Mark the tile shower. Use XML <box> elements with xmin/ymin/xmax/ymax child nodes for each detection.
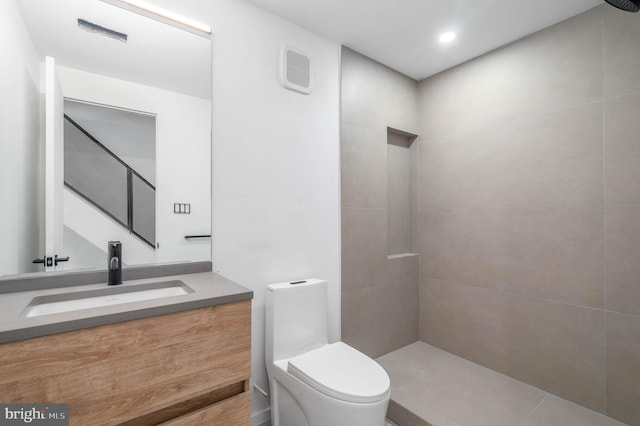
<box><xmin>341</xmin><ymin>5</ymin><xmax>640</xmax><ymax>425</ymax></box>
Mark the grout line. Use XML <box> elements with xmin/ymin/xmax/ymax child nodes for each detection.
<box><xmin>602</xmin><ymin>18</ymin><xmax>608</xmax><ymax>416</ymax></box>
<box><xmin>421</xmin><ymin>201</ymin><xmax>640</xmax><ymax>209</ymax></box>
<box><xmin>605</xmin><ymin>310</ymin><xmax>640</xmax><ymax>319</ymax></box>
<box><xmin>341</xmin><ymin>206</ymin><xmax>387</xmax><ymax>210</ymax></box>
<box><xmin>437</xmin><ymin>354</ymin><xmax>457</xmax><ymax>371</ymax></box>
<box><xmin>422</xmin><ymin>274</ymin><xmax>640</xmax><ymax>319</ymax></box>
<box><xmin>416</xmin><ymin>137</ymin><xmax>422</xmax><ymax>339</ymax></box>
<box><xmin>419</xmin><ymin>203</ymin><xmax>605</xmax><ymax>211</ymax></box>
<box><xmin>518</xmin><ymin>393</ymin><xmax>548</xmax><ymax>426</ymax></box>
<box><xmin>602</xmin><ymin>87</ymin><xmax>640</xmax><ymax>102</ymax></box>
<box><xmin>430</xmin><ymin>351</ymin><xmax>457</xmax><ymax>372</ymax></box>
<box><xmin>602</xmin><ymin>201</ymin><xmax>640</xmax><ymax>206</ymax></box>
<box><xmin>423</xmin><ymin>275</ymin><xmax>606</xmax><ymax>312</ymax></box>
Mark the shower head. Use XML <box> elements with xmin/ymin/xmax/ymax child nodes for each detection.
<box><xmin>605</xmin><ymin>0</ymin><xmax>640</xmax><ymax>12</ymax></box>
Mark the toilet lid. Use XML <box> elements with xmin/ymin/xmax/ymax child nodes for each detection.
<box><xmin>287</xmin><ymin>342</ymin><xmax>390</xmax><ymax>403</ymax></box>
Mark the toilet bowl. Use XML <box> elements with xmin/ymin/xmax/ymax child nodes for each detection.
<box><xmin>265</xmin><ymin>279</ymin><xmax>390</xmax><ymax>426</ymax></box>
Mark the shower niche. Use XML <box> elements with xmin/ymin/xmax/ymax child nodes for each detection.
<box><xmin>387</xmin><ymin>127</ymin><xmax>418</xmax><ymax>258</ymax></box>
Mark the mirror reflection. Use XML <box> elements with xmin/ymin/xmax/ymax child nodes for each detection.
<box><xmin>64</xmin><ymin>100</ymin><xmax>157</xmax><ymax>247</ymax></box>
<box><xmin>0</xmin><ymin>0</ymin><xmax>212</xmax><ymax>278</ymax></box>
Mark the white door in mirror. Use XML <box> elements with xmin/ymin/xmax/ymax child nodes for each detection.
<box><xmin>44</xmin><ymin>56</ymin><xmax>65</xmax><ymax>272</ymax></box>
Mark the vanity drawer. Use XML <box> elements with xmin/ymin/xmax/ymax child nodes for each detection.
<box><xmin>162</xmin><ymin>391</ymin><xmax>250</xmax><ymax>426</ymax></box>
<box><xmin>0</xmin><ymin>300</ymin><xmax>251</xmax><ymax>425</ymax></box>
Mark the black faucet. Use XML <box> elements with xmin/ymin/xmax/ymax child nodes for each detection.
<box><xmin>108</xmin><ymin>241</ymin><xmax>122</xmax><ymax>285</ymax></box>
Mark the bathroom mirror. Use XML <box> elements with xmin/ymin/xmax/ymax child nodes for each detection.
<box><xmin>0</xmin><ymin>0</ymin><xmax>212</xmax><ymax>278</ymax></box>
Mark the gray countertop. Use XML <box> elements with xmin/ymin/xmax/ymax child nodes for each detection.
<box><xmin>0</xmin><ymin>271</ymin><xmax>253</xmax><ymax>344</ymax></box>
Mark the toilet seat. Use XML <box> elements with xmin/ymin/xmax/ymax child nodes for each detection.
<box><xmin>286</xmin><ymin>342</ymin><xmax>390</xmax><ymax>404</ymax></box>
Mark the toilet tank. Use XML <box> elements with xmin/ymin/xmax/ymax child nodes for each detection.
<box><xmin>265</xmin><ymin>279</ymin><xmax>329</xmax><ymax>364</ymax></box>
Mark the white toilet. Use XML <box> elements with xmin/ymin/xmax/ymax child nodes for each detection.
<box><xmin>265</xmin><ymin>279</ymin><xmax>390</xmax><ymax>426</ymax></box>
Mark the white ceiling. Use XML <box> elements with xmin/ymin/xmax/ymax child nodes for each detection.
<box><xmin>246</xmin><ymin>0</ymin><xmax>604</xmax><ymax>80</ymax></box>
<box><xmin>17</xmin><ymin>0</ymin><xmax>211</xmax><ymax>99</ymax></box>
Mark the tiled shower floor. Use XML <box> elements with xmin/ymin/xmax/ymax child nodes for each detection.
<box><xmin>377</xmin><ymin>342</ymin><xmax>628</xmax><ymax>426</ymax></box>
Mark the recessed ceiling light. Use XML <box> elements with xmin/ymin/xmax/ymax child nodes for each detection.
<box><xmin>439</xmin><ymin>32</ymin><xmax>456</xmax><ymax>43</ymax></box>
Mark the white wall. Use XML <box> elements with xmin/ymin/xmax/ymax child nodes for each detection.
<box><xmin>210</xmin><ymin>2</ymin><xmax>341</xmax><ymax>422</ymax></box>
<box><xmin>57</xmin><ymin>66</ymin><xmax>211</xmax><ymax>267</ymax></box>
<box><xmin>0</xmin><ymin>0</ymin><xmax>42</xmax><ymax>276</ymax></box>
<box><xmin>148</xmin><ymin>0</ymin><xmax>342</xmax><ymax>422</ymax></box>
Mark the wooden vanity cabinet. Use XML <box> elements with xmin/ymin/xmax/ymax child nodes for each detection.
<box><xmin>0</xmin><ymin>300</ymin><xmax>251</xmax><ymax>425</ymax></box>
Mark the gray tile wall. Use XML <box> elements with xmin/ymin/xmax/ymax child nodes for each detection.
<box><xmin>341</xmin><ymin>47</ymin><xmax>419</xmax><ymax>358</ymax></box>
<box><xmin>417</xmin><ymin>6</ymin><xmax>640</xmax><ymax>424</ymax></box>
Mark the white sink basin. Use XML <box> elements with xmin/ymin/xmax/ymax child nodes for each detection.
<box><xmin>24</xmin><ymin>280</ymin><xmax>193</xmax><ymax>318</ymax></box>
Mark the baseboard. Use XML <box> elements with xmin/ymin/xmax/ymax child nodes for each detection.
<box><xmin>251</xmin><ymin>407</ymin><xmax>271</xmax><ymax>426</ymax></box>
